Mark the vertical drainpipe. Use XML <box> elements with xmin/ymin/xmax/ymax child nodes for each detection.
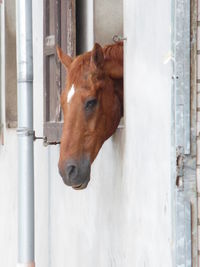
<box><xmin>16</xmin><ymin>1</ymin><xmax>35</xmax><ymax>267</ymax></box>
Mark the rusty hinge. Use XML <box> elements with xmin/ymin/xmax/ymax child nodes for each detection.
<box><xmin>34</xmin><ymin>133</ymin><xmax>60</xmax><ymax>146</ymax></box>
<box><xmin>41</xmin><ymin>136</ymin><xmax>61</xmax><ymax>146</ymax></box>
<box><xmin>176</xmin><ymin>146</ymin><xmax>185</xmax><ymax>191</ymax></box>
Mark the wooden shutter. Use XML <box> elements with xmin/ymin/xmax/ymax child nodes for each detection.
<box><xmin>43</xmin><ymin>0</ymin><xmax>76</xmax><ymax>144</ymax></box>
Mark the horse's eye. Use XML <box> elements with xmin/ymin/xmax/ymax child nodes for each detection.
<box><xmin>85</xmin><ymin>98</ymin><xmax>97</xmax><ymax>111</ymax></box>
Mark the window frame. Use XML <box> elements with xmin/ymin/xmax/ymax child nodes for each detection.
<box><xmin>43</xmin><ymin>0</ymin><xmax>76</xmax><ymax>144</ymax></box>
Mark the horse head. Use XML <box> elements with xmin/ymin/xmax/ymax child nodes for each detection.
<box><xmin>57</xmin><ymin>42</ymin><xmax>123</xmax><ymax>190</ymax></box>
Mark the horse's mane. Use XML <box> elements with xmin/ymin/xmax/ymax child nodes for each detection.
<box><xmin>103</xmin><ymin>42</ymin><xmax>123</xmax><ymax>63</ymax></box>
<box><xmin>68</xmin><ymin>42</ymin><xmax>123</xmax><ymax>86</ymax></box>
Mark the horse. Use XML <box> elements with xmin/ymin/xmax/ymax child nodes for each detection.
<box><xmin>57</xmin><ymin>42</ymin><xmax>123</xmax><ymax>190</ymax></box>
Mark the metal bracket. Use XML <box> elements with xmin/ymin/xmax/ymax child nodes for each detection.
<box><xmin>41</xmin><ymin>136</ymin><xmax>60</xmax><ymax>146</ymax></box>
<box><xmin>176</xmin><ymin>146</ymin><xmax>185</xmax><ymax>192</ymax></box>
<box><xmin>17</xmin><ymin>128</ymin><xmax>35</xmax><ymax>137</ymax></box>
<box><xmin>34</xmin><ymin>134</ymin><xmax>60</xmax><ymax>146</ymax></box>
<box><xmin>112</xmin><ymin>35</ymin><xmax>127</xmax><ymax>43</ymax></box>
<box><xmin>17</xmin><ymin>128</ymin><xmax>60</xmax><ymax>146</ymax></box>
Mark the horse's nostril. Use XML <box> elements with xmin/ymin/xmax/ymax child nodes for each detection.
<box><xmin>68</xmin><ymin>165</ymin><xmax>75</xmax><ymax>176</ymax></box>
<box><xmin>67</xmin><ymin>164</ymin><xmax>78</xmax><ymax>181</ymax></box>
<box><xmin>69</xmin><ymin>165</ymin><xmax>74</xmax><ymax>175</ymax></box>
<box><xmin>59</xmin><ymin>157</ymin><xmax>91</xmax><ymax>188</ymax></box>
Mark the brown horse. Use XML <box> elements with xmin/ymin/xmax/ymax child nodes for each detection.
<box><xmin>57</xmin><ymin>42</ymin><xmax>123</xmax><ymax>190</ymax></box>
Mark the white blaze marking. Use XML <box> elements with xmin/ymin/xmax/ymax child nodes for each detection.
<box><xmin>67</xmin><ymin>84</ymin><xmax>75</xmax><ymax>103</ymax></box>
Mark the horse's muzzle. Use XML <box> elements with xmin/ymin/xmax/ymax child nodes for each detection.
<box><xmin>58</xmin><ymin>157</ymin><xmax>91</xmax><ymax>190</ymax></box>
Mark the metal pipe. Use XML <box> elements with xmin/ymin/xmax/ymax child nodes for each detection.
<box><xmin>16</xmin><ymin>1</ymin><xmax>35</xmax><ymax>266</ymax></box>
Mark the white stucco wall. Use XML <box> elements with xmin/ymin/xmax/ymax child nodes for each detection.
<box><xmin>48</xmin><ymin>1</ymin><xmax>173</xmax><ymax>267</ymax></box>
<box><xmin>123</xmin><ymin>0</ymin><xmax>173</xmax><ymax>265</ymax></box>
<box><xmin>0</xmin><ymin>3</ymin><xmax>17</xmax><ymax>266</ymax></box>
<box><xmin>32</xmin><ymin>2</ymin><xmax>49</xmax><ymax>266</ymax></box>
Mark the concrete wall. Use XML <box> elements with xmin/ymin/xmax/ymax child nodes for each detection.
<box><xmin>0</xmin><ymin>3</ymin><xmax>17</xmax><ymax>266</ymax></box>
<box><xmin>48</xmin><ymin>1</ymin><xmax>173</xmax><ymax>267</ymax></box>
<box><xmin>32</xmin><ymin>1</ymin><xmax>49</xmax><ymax>266</ymax></box>
<box><xmin>123</xmin><ymin>0</ymin><xmax>173</xmax><ymax>265</ymax></box>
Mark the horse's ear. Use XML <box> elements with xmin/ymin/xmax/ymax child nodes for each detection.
<box><xmin>56</xmin><ymin>46</ymin><xmax>72</xmax><ymax>69</ymax></box>
<box><xmin>91</xmin><ymin>43</ymin><xmax>104</xmax><ymax>69</ymax></box>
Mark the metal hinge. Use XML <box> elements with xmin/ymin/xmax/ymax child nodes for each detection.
<box><xmin>34</xmin><ymin>133</ymin><xmax>60</xmax><ymax>146</ymax></box>
<box><xmin>176</xmin><ymin>146</ymin><xmax>185</xmax><ymax>191</ymax></box>
<box><xmin>39</xmin><ymin>136</ymin><xmax>61</xmax><ymax>146</ymax></box>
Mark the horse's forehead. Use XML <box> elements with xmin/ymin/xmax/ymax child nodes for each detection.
<box><xmin>68</xmin><ymin>71</ymin><xmax>103</xmax><ymax>91</ymax></box>
<box><xmin>67</xmin><ymin>56</ymin><xmax>106</xmax><ymax>92</ymax></box>
<box><xmin>68</xmin><ymin>75</ymin><xmax>91</xmax><ymax>91</ymax></box>
<box><xmin>68</xmin><ymin>66</ymin><xmax>90</xmax><ymax>86</ymax></box>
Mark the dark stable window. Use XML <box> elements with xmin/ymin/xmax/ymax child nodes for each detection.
<box><xmin>43</xmin><ymin>0</ymin><xmax>76</xmax><ymax>144</ymax></box>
